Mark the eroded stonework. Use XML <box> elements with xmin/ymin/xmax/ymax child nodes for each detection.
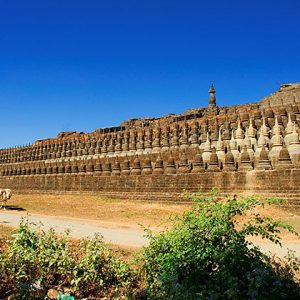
<box><xmin>260</xmin><ymin>83</ymin><xmax>300</xmax><ymax>108</ymax></box>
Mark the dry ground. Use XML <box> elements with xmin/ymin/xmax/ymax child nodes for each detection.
<box><xmin>0</xmin><ymin>224</ymin><xmax>13</xmax><ymax>239</ymax></box>
<box><xmin>5</xmin><ymin>193</ymin><xmax>300</xmax><ymax>234</ymax></box>
<box><xmin>5</xmin><ymin>194</ymin><xmax>188</xmax><ymax>230</ymax></box>
<box><xmin>1</xmin><ymin>193</ymin><xmax>300</xmax><ymax>258</ymax></box>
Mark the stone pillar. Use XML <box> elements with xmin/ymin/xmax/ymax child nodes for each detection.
<box><xmin>208</xmin><ymin>83</ymin><xmax>216</xmax><ymax>108</ymax></box>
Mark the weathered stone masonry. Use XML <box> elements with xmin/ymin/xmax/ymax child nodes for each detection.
<box><xmin>0</xmin><ymin>170</ymin><xmax>300</xmax><ymax>202</ymax></box>
<box><xmin>1</xmin><ymin>82</ymin><xmax>300</xmax><ymax>203</ymax></box>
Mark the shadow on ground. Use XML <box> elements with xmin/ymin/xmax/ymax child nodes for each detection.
<box><xmin>1</xmin><ymin>206</ymin><xmax>26</xmax><ymax>211</ymax></box>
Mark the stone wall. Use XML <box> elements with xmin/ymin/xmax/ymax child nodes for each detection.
<box><xmin>1</xmin><ymin>170</ymin><xmax>300</xmax><ymax>203</ymax></box>
<box><xmin>260</xmin><ymin>83</ymin><xmax>300</xmax><ymax>108</ymax></box>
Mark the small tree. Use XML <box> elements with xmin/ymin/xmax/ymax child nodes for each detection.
<box><xmin>141</xmin><ymin>190</ymin><xmax>300</xmax><ymax>299</ymax></box>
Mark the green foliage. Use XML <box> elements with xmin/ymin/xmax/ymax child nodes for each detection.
<box><xmin>141</xmin><ymin>190</ymin><xmax>300</xmax><ymax>299</ymax></box>
<box><xmin>0</xmin><ymin>218</ymin><xmax>138</xmax><ymax>299</ymax></box>
<box><xmin>71</xmin><ymin>234</ymin><xmax>135</xmax><ymax>295</ymax></box>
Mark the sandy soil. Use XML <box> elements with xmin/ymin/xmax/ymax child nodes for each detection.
<box><xmin>5</xmin><ymin>193</ymin><xmax>188</xmax><ymax>230</ymax></box>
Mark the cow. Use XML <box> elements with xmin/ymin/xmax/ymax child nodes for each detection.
<box><xmin>0</xmin><ymin>189</ymin><xmax>12</xmax><ymax>210</ymax></box>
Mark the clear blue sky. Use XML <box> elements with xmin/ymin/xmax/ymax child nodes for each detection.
<box><xmin>0</xmin><ymin>0</ymin><xmax>299</xmax><ymax>148</ymax></box>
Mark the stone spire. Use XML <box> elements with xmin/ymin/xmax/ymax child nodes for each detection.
<box><xmin>208</xmin><ymin>83</ymin><xmax>216</xmax><ymax>108</ymax></box>
<box><xmin>271</xmin><ymin>115</ymin><xmax>282</xmax><ymax>136</ymax></box>
<box><xmin>152</xmin><ymin>124</ymin><xmax>161</xmax><ymax>153</ymax></box>
<box><xmin>122</xmin><ymin>131</ymin><xmax>130</xmax><ymax>154</ymax></box>
<box><xmin>165</xmin><ymin>154</ymin><xmax>177</xmax><ymax>175</ymax></box>
<box><xmin>202</xmin><ymin>133</ymin><xmax>212</xmax><ymax>165</ymax></box>
<box><xmin>153</xmin><ymin>153</ymin><xmax>164</xmax><ymax>175</ymax></box>
<box><xmin>171</xmin><ymin>122</ymin><xmax>180</xmax><ymax>149</ymax></box>
<box><xmin>191</xmin><ymin>149</ymin><xmax>205</xmax><ymax>173</ymax></box>
<box><xmin>144</xmin><ymin>127</ymin><xmax>153</xmax><ymax>153</ymax></box>
<box><xmin>223</xmin><ymin>146</ymin><xmax>236</xmax><ymax>171</ymax></box>
<box><xmin>121</xmin><ymin>157</ymin><xmax>131</xmax><ymax>175</ymax></box>
<box><xmin>102</xmin><ymin>159</ymin><xmax>112</xmax><ymax>176</ymax></box>
<box><xmin>207</xmin><ymin>147</ymin><xmax>220</xmax><ymax>172</ymax></box>
<box><xmin>115</xmin><ymin>133</ymin><xmax>123</xmax><ymax>155</ymax></box>
<box><xmin>276</xmin><ymin>142</ymin><xmax>293</xmax><ymax>170</ymax></box>
<box><xmin>142</xmin><ymin>156</ymin><xmax>153</xmax><ymax>175</ymax></box>
<box><xmin>180</xmin><ymin>122</ymin><xmax>190</xmax><ymax>149</ymax></box>
<box><xmin>268</xmin><ymin>124</ymin><xmax>283</xmax><ymax>168</ymax></box>
<box><xmin>255</xmin><ymin>127</ymin><xmax>268</xmax><ymax>161</ymax></box>
<box><xmin>71</xmin><ymin>160</ymin><xmax>79</xmax><ymax>174</ymax></box>
<box><xmin>131</xmin><ymin>155</ymin><xmax>142</xmax><ymax>175</ymax></box>
<box><xmin>190</xmin><ymin>116</ymin><xmax>199</xmax><ymax>147</ymax></box>
<box><xmin>216</xmin><ymin>129</ymin><xmax>225</xmax><ymax>163</ymax></box>
<box><xmin>112</xmin><ymin>157</ymin><xmax>121</xmax><ymax>176</ymax></box>
<box><xmin>287</xmin><ymin>122</ymin><xmax>300</xmax><ymax>164</ymax></box>
<box><xmin>246</xmin><ymin>118</ymin><xmax>258</xmax><ymax>151</ymax></box>
<box><xmin>161</xmin><ymin>126</ymin><xmax>170</xmax><ymax>151</ymax></box>
<box><xmin>235</xmin><ymin>119</ymin><xmax>245</xmax><ymax>148</ymax></box>
<box><xmin>261</xmin><ymin>117</ymin><xmax>270</xmax><ymax>140</ymax></box>
<box><xmin>94</xmin><ymin>158</ymin><xmax>102</xmax><ymax>175</ymax></box>
<box><xmin>238</xmin><ymin>145</ymin><xmax>253</xmax><ymax>171</ymax></box>
<box><xmin>285</xmin><ymin>113</ymin><xmax>295</xmax><ymax>146</ymax></box>
<box><xmin>86</xmin><ymin>159</ymin><xmax>94</xmax><ymax>174</ymax></box>
<box><xmin>222</xmin><ymin>118</ymin><xmax>231</xmax><ymax>140</ymax></box>
<box><xmin>244</xmin><ymin>128</ymin><xmax>254</xmax><ymax>161</ymax></box>
<box><xmin>229</xmin><ymin>131</ymin><xmax>240</xmax><ymax>160</ymax></box>
<box><xmin>136</xmin><ymin>130</ymin><xmax>145</xmax><ymax>155</ymax></box>
<box><xmin>200</xmin><ymin>118</ymin><xmax>208</xmax><ymax>146</ymax></box>
<box><xmin>211</xmin><ymin>118</ymin><xmax>219</xmax><ymax>142</ymax></box>
<box><xmin>256</xmin><ymin>145</ymin><xmax>272</xmax><ymax>170</ymax></box>
<box><xmin>178</xmin><ymin>151</ymin><xmax>190</xmax><ymax>173</ymax></box>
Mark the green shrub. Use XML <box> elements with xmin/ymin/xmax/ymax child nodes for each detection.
<box><xmin>0</xmin><ymin>218</ymin><xmax>138</xmax><ymax>299</ymax></box>
<box><xmin>71</xmin><ymin>234</ymin><xmax>135</xmax><ymax>296</ymax></box>
<box><xmin>141</xmin><ymin>190</ymin><xmax>300</xmax><ymax>299</ymax></box>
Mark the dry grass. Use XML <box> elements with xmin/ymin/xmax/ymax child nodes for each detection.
<box><xmin>108</xmin><ymin>244</ymin><xmax>140</xmax><ymax>262</ymax></box>
<box><xmin>0</xmin><ymin>224</ymin><xmax>14</xmax><ymax>239</ymax></box>
<box><xmin>3</xmin><ymin>193</ymin><xmax>300</xmax><ymax>239</ymax></box>
<box><xmin>234</xmin><ymin>203</ymin><xmax>300</xmax><ymax>243</ymax></box>
<box><xmin>6</xmin><ymin>194</ymin><xmax>188</xmax><ymax>230</ymax></box>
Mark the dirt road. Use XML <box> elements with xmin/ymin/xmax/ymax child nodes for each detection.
<box><xmin>1</xmin><ymin>210</ymin><xmax>299</xmax><ymax>257</ymax></box>
<box><xmin>0</xmin><ymin>210</ymin><xmax>148</xmax><ymax>247</ymax></box>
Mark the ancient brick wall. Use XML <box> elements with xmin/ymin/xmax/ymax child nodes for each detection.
<box><xmin>1</xmin><ymin>170</ymin><xmax>300</xmax><ymax>203</ymax></box>
<box><xmin>260</xmin><ymin>83</ymin><xmax>300</xmax><ymax>108</ymax></box>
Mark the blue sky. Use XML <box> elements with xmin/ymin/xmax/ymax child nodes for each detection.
<box><xmin>0</xmin><ymin>0</ymin><xmax>299</xmax><ymax>148</ymax></box>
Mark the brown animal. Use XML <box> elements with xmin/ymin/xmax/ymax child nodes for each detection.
<box><xmin>0</xmin><ymin>189</ymin><xmax>12</xmax><ymax>210</ymax></box>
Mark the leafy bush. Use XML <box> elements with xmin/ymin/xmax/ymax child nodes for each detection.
<box><xmin>0</xmin><ymin>219</ymin><xmax>138</xmax><ymax>299</ymax></box>
<box><xmin>141</xmin><ymin>190</ymin><xmax>300</xmax><ymax>299</ymax></box>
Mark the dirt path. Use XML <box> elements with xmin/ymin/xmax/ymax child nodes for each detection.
<box><xmin>0</xmin><ymin>210</ymin><xmax>148</xmax><ymax>247</ymax></box>
<box><xmin>1</xmin><ymin>210</ymin><xmax>300</xmax><ymax>257</ymax></box>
